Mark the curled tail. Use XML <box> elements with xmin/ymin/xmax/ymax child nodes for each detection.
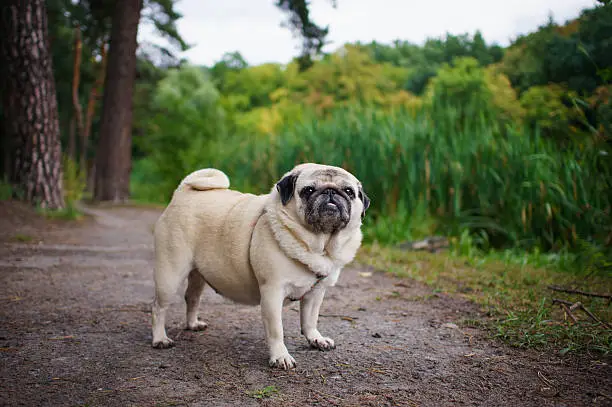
<box><xmin>178</xmin><ymin>168</ymin><xmax>230</xmax><ymax>191</ymax></box>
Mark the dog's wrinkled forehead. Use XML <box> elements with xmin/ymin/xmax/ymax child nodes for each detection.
<box><xmin>311</xmin><ymin>169</ymin><xmax>344</xmax><ymax>184</ymax></box>
<box><xmin>296</xmin><ymin>165</ymin><xmax>357</xmax><ymax>187</ymax></box>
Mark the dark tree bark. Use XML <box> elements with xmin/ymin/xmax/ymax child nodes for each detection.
<box><xmin>93</xmin><ymin>0</ymin><xmax>142</xmax><ymax>202</ymax></box>
<box><xmin>70</xmin><ymin>25</ymin><xmax>84</xmax><ymax>164</ymax></box>
<box><xmin>0</xmin><ymin>0</ymin><xmax>65</xmax><ymax>209</ymax></box>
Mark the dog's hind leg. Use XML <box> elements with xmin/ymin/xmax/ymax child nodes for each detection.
<box><xmin>151</xmin><ymin>250</ymin><xmax>192</xmax><ymax>349</ymax></box>
<box><xmin>184</xmin><ymin>269</ymin><xmax>208</xmax><ymax>331</ymax></box>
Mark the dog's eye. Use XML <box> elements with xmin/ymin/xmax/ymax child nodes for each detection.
<box><xmin>301</xmin><ymin>186</ymin><xmax>315</xmax><ymax>196</ymax></box>
<box><xmin>344</xmin><ymin>187</ymin><xmax>355</xmax><ymax>197</ymax></box>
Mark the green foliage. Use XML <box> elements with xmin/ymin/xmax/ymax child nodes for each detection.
<box><xmin>360</xmin><ymin>32</ymin><xmax>504</xmax><ymax>95</ymax></box>
<box><xmin>450</xmin><ymin>230</ymin><xmax>480</xmax><ymax>261</ymax></box>
<box><xmin>427</xmin><ymin>57</ymin><xmax>492</xmax><ymax>112</ymax></box>
<box><xmin>0</xmin><ymin>177</ymin><xmax>13</xmax><ymax>200</ymax></box>
<box><xmin>126</xmin><ymin>3</ymin><xmax>611</xmax><ymax>263</ymax></box>
<box><xmin>364</xmin><ymin>200</ymin><xmax>436</xmax><ymax>245</ymax></box>
<box><xmin>46</xmin><ymin>0</ymin><xmax>189</xmax><ymax>132</ymax></box>
<box><xmin>571</xmin><ymin>238</ymin><xmax>612</xmax><ymax>277</ymax></box>
<box><xmin>520</xmin><ymin>84</ymin><xmax>582</xmax><ymax>141</ymax></box>
<box><xmin>63</xmin><ymin>156</ymin><xmax>86</xmax><ymax>207</ymax></box>
<box><xmin>134</xmin><ymin>97</ymin><xmax>610</xmax><ymax>253</ymax></box>
<box><xmin>137</xmin><ymin>66</ymin><xmax>227</xmax><ymax>200</ymax></box>
<box><xmin>41</xmin><ymin>156</ymin><xmax>88</xmax><ymax>220</ymax></box>
<box><xmin>211</xmin><ymin>59</ymin><xmax>287</xmax><ymax>120</ymax></box>
<box><xmin>38</xmin><ymin>206</ymin><xmax>83</xmax><ymax>221</ymax></box>
<box><xmin>419</xmin><ymin>57</ymin><xmax>524</xmax><ymax>126</ymax></box>
<box><xmin>500</xmin><ymin>3</ymin><xmax>611</xmax><ymax>95</ymax></box>
<box><xmin>132</xmin><ymin>58</ymin><xmax>171</xmax><ymax>159</ymax></box>
<box><xmin>495</xmin><ymin>299</ymin><xmax>612</xmax><ymax>354</ymax></box>
<box><xmin>208</xmin><ymin>46</ymin><xmax>421</xmax><ymax>136</ymax></box>
<box><xmin>130</xmin><ymin>157</ymin><xmax>167</xmax><ymax>204</ymax></box>
<box><xmin>248</xmin><ymin>385</ymin><xmax>279</xmax><ymax>399</ymax></box>
<box><xmin>295</xmin><ymin>45</ymin><xmax>412</xmax><ymax>111</ymax></box>
<box><xmin>12</xmin><ymin>234</ymin><xmax>34</xmax><ymax>243</ymax></box>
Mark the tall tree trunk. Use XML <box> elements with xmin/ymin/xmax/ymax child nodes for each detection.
<box><xmin>93</xmin><ymin>0</ymin><xmax>142</xmax><ymax>202</ymax></box>
<box><xmin>82</xmin><ymin>42</ymin><xmax>107</xmax><ymax>171</ymax></box>
<box><xmin>0</xmin><ymin>0</ymin><xmax>65</xmax><ymax>209</ymax></box>
<box><xmin>71</xmin><ymin>25</ymin><xmax>84</xmax><ymax>164</ymax></box>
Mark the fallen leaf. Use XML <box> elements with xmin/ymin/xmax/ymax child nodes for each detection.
<box><xmin>48</xmin><ymin>335</ymin><xmax>74</xmax><ymax>340</ymax></box>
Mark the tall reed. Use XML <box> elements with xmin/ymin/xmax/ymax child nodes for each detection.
<box><xmin>201</xmin><ymin>103</ymin><xmax>609</xmax><ymax>250</ymax></box>
<box><xmin>133</xmin><ymin>100</ymin><xmax>610</xmax><ymax>251</ymax></box>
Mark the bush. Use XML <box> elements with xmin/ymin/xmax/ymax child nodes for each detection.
<box><xmin>0</xmin><ymin>177</ymin><xmax>13</xmax><ymax>201</ymax></box>
<box><xmin>62</xmin><ymin>156</ymin><xmax>86</xmax><ymax>210</ymax></box>
<box><xmin>135</xmin><ymin>65</ymin><xmax>228</xmax><ymax>200</ymax></box>
<box><xmin>132</xmin><ymin>79</ymin><xmax>610</xmax><ymax>253</ymax></box>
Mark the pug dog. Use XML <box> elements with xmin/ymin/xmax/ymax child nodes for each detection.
<box><xmin>151</xmin><ymin>163</ymin><xmax>370</xmax><ymax>369</ymax></box>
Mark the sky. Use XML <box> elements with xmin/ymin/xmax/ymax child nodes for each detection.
<box><xmin>138</xmin><ymin>0</ymin><xmax>598</xmax><ymax>67</ymax></box>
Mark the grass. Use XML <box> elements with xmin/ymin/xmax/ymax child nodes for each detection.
<box><xmin>247</xmin><ymin>385</ymin><xmax>279</xmax><ymax>399</ymax></box>
<box><xmin>37</xmin><ymin>206</ymin><xmax>85</xmax><ymax>221</ymax></box>
<box><xmin>12</xmin><ymin>234</ymin><xmax>34</xmax><ymax>243</ymax></box>
<box><xmin>356</xmin><ymin>243</ymin><xmax>612</xmax><ymax>354</ymax></box>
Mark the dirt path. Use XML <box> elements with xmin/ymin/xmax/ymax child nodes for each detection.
<box><xmin>0</xmin><ymin>202</ymin><xmax>610</xmax><ymax>407</ymax></box>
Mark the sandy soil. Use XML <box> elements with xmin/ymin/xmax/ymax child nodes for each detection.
<box><xmin>0</xmin><ymin>201</ymin><xmax>610</xmax><ymax>407</ymax></box>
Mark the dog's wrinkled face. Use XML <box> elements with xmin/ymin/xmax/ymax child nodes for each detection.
<box><xmin>276</xmin><ymin>164</ymin><xmax>370</xmax><ymax>234</ymax></box>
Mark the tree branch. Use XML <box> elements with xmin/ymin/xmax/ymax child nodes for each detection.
<box><xmin>547</xmin><ymin>285</ymin><xmax>611</xmax><ymax>300</ymax></box>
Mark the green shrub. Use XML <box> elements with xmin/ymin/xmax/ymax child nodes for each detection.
<box><xmin>0</xmin><ymin>177</ymin><xmax>13</xmax><ymax>200</ymax></box>
<box><xmin>132</xmin><ymin>85</ymin><xmax>610</xmax><ymax>254</ymax></box>
<box><xmin>135</xmin><ymin>65</ymin><xmax>228</xmax><ymax>201</ymax></box>
<box><xmin>216</xmin><ymin>105</ymin><xmax>609</xmax><ymax>252</ymax></box>
<box><xmin>62</xmin><ymin>156</ymin><xmax>86</xmax><ymax>210</ymax></box>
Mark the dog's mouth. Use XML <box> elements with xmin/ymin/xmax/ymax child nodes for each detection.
<box><xmin>318</xmin><ymin>193</ymin><xmax>346</xmax><ymax>214</ymax></box>
<box><xmin>323</xmin><ymin>202</ymin><xmax>339</xmax><ymax>210</ymax></box>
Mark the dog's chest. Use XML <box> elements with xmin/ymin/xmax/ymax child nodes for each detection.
<box><xmin>286</xmin><ymin>280</ymin><xmax>318</xmax><ymax>302</ymax></box>
<box><xmin>284</xmin><ymin>269</ymin><xmax>340</xmax><ymax>303</ymax></box>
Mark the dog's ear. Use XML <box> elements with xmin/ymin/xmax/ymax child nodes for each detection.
<box><xmin>276</xmin><ymin>172</ymin><xmax>299</xmax><ymax>205</ymax></box>
<box><xmin>358</xmin><ymin>185</ymin><xmax>370</xmax><ymax>219</ymax></box>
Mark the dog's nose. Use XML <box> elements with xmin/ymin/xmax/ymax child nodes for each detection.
<box><xmin>323</xmin><ymin>188</ymin><xmax>337</xmax><ymax>197</ymax></box>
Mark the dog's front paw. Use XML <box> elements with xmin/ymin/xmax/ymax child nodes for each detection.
<box><xmin>152</xmin><ymin>336</ymin><xmax>175</xmax><ymax>349</ymax></box>
<box><xmin>186</xmin><ymin>320</ymin><xmax>208</xmax><ymax>331</ymax></box>
<box><xmin>269</xmin><ymin>353</ymin><xmax>296</xmax><ymax>370</ymax></box>
<box><xmin>309</xmin><ymin>336</ymin><xmax>335</xmax><ymax>351</ymax></box>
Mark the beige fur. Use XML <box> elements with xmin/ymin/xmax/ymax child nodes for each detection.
<box><xmin>151</xmin><ymin>164</ymin><xmax>367</xmax><ymax>369</ymax></box>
